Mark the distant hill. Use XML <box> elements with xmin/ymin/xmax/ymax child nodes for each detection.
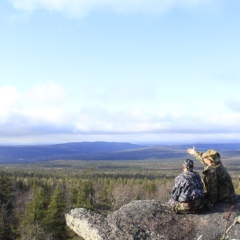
<box><xmin>0</xmin><ymin>141</ymin><xmax>239</xmax><ymax>163</ymax></box>
<box><xmin>0</xmin><ymin>142</ymin><xmax>144</xmax><ymax>163</ymax></box>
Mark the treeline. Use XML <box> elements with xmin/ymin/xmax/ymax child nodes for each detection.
<box><xmin>0</xmin><ymin>168</ymin><xmax>176</xmax><ymax>240</ymax></box>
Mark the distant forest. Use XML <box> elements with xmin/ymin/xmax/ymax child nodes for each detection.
<box><xmin>0</xmin><ymin>142</ymin><xmax>239</xmax><ymax>239</ymax></box>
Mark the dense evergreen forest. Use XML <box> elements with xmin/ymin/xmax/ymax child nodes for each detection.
<box><xmin>0</xmin><ymin>157</ymin><xmax>239</xmax><ymax>240</ymax></box>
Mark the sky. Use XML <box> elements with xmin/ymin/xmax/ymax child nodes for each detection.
<box><xmin>0</xmin><ymin>0</ymin><xmax>240</xmax><ymax>145</ymax></box>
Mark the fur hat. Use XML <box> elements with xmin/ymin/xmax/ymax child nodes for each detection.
<box><xmin>202</xmin><ymin>149</ymin><xmax>220</xmax><ymax>163</ymax></box>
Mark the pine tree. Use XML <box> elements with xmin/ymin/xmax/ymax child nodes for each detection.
<box><xmin>0</xmin><ymin>171</ymin><xmax>16</xmax><ymax>239</ymax></box>
<box><xmin>75</xmin><ymin>180</ymin><xmax>95</xmax><ymax>210</ymax></box>
<box><xmin>97</xmin><ymin>182</ymin><xmax>112</xmax><ymax>212</ymax></box>
<box><xmin>21</xmin><ymin>187</ymin><xmax>46</xmax><ymax>225</ymax></box>
<box><xmin>18</xmin><ymin>186</ymin><xmax>47</xmax><ymax>240</ymax></box>
<box><xmin>44</xmin><ymin>184</ymin><xmax>66</xmax><ymax>239</ymax></box>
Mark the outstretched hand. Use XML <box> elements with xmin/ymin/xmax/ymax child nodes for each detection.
<box><xmin>187</xmin><ymin>146</ymin><xmax>195</xmax><ymax>155</ymax></box>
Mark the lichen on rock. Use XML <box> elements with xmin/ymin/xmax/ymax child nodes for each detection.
<box><xmin>66</xmin><ymin>197</ymin><xmax>240</xmax><ymax>240</ymax></box>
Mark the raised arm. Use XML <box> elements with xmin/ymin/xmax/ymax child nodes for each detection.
<box><xmin>187</xmin><ymin>146</ymin><xmax>205</xmax><ymax>164</ymax></box>
<box><xmin>187</xmin><ymin>146</ymin><xmax>196</xmax><ymax>155</ymax></box>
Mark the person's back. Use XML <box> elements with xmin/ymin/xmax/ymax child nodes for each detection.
<box><xmin>168</xmin><ymin>159</ymin><xmax>205</xmax><ymax>214</ymax></box>
<box><xmin>172</xmin><ymin>170</ymin><xmax>204</xmax><ymax>203</ymax></box>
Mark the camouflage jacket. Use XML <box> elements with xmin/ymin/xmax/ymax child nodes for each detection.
<box><xmin>171</xmin><ymin>171</ymin><xmax>204</xmax><ymax>202</ymax></box>
<box><xmin>193</xmin><ymin>151</ymin><xmax>235</xmax><ymax>203</ymax></box>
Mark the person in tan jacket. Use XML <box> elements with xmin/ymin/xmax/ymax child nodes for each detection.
<box><xmin>187</xmin><ymin>147</ymin><xmax>235</xmax><ymax>206</ymax></box>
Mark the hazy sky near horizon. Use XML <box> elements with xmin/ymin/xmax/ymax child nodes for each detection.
<box><xmin>1</xmin><ymin>0</ymin><xmax>240</xmax><ymax>145</ymax></box>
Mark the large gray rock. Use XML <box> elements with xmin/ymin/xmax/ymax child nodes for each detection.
<box><xmin>65</xmin><ymin>198</ymin><xmax>240</xmax><ymax>240</ymax></box>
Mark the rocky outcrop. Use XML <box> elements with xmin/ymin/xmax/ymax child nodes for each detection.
<box><xmin>65</xmin><ymin>198</ymin><xmax>240</xmax><ymax>240</ymax></box>
<box><xmin>65</xmin><ymin>208</ymin><xmax>111</xmax><ymax>239</ymax></box>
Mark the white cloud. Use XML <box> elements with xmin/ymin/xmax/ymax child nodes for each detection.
<box><xmin>20</xmin><ymin>107</ymin><xmax>66</xmax><ymax>123</ymax></box>
<box><xmin>0</xmin><ymin>82</ymin><xmax>68</xmax><ymax>123</ymax></box>
<box><xmin>73</xmin><ymin>107</ymin><xmax>240</xmax><ymax>136</ymax></box>
<box><xmin>225</xmin><ymin>99</ymin><xmax>240</xmax><ymax>113</ymax></box>
<box><xmin>1</xmin><ymin>81</ymin><xmax>240</xmax><ymax>144</ymax></box>
<box><xmin>9</xmin><ymin>0</ymin><xmax>217</xmax><ymax>17</ymax></box>
<box><xmin>0</xmin><ymin>86</ymin><xmax>20</xmax><ymax>119</ymax></box>
<box><xmin>23</xmin><ymin>82</ymin><xmax>67</xmax><ymax>107</ymax></box>
<box><xmin>9</xmin><ymin>0</ymin><xmax>37</xmax><ymax>11</ymax></box>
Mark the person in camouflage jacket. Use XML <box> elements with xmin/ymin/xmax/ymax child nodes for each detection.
<box><xmin>168</xmin><ymin>159</ymin><xmax>205</xmax><ymax>214</ymax></box>
<box><xmin>187</xmin><ymin>147</ymin><xmax>235</xmax><ymax>205</ymax></box>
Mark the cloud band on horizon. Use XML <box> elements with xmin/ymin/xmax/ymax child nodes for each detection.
<box><xmin>1</xmin><ymin>82</ymin><xmax>240</xmax><ymax>143</ymax></box>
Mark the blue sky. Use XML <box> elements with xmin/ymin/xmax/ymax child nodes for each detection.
<box><xmin>1</xmin><ymin>0</ymin><xmax>240</xmax><ymax>145</ymax></box>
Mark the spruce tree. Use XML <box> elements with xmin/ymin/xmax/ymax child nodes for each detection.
<box><xmin>21</xmin><ymin>187</ymin><xmax>46</xmax><ymax>225</ymax></box>
<box><xmin>75</xmin><ymin>180</ymin><xmax>95</xmax><ymax>210</ymax></box>
<box><xmin>0</xmin><ymin>171</ymin><xmax>16</xmax><ymax>239</ymax></box>
<box><xmin>44</xmin><ymin>184</ymin><xmax>66</xmax><ymax>239</ymax></box>
<box><xmin>98</xmin><ymin>183</ymin><xmax>112</xmax><ymax>212</ymax></box>
<box><xmin>18</xmin><ymin>186</ymin><xmax>46</xmax><ymax>240</ymax></box>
